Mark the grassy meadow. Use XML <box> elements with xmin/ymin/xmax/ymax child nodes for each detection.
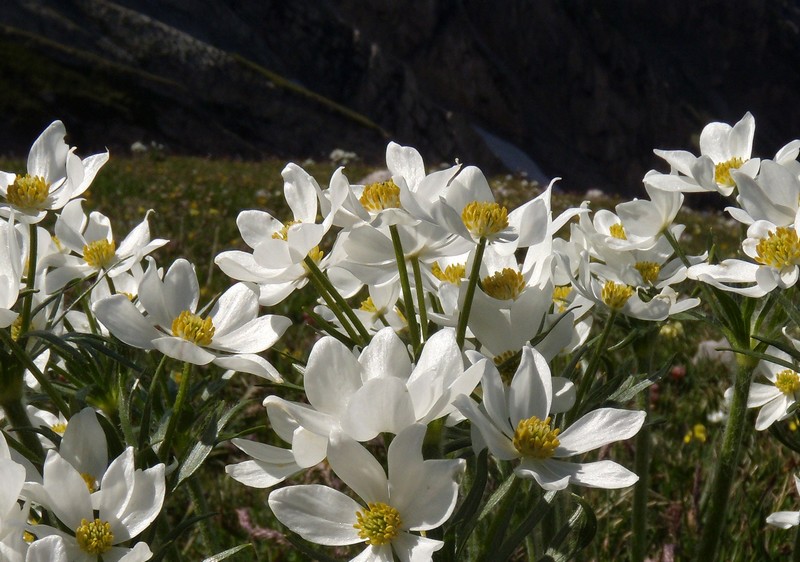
<box><xmin>3</xmin><ymin>153</ymin><xmax>797</xmax><ymax>561</ymax></box>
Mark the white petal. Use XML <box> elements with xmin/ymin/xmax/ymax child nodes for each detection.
<box><xmin>509</xmin><ymin>346</ymin><xmax>551</xmax><ymax>426</ymax></box>
<box><xmin>268</xmin><ymin>485</ymin><xmax>363</xmax><ymax>546</ymax></box>
<box><xmin>152</xmin><ymin>336</ymin><xmax>216</xmax><ymax>365</ymax></box>
<box><xmin>360</xmin><ymin>327</ymin><xmax>411</xmax><ymax>381</ymax></box>
<box><xmin>452</xmin><ymin>395</ymin><xmax>518</xmax><ymax>460</ymax></box>
<box><xmin>328</xmin><ymin>431</ymin><xmax>388</xmax><ymax>504</ymax></box>
<box><xmin>60</xmin><ymin>408</ymin><xmax>107</xmax><ymax>483</ymax></box>
<box><xmin>520</xmin><ymin>458</ymin><xmax>639</xmax><ymax>490</ymax></box>
<box><xmin>767</xmin><ymin>511</ymin><xmax>800</xmax><ymax>529</ymax></box>
<box><xmin>392</xmin><ymin>532</ymin><xmax>444</xmax><ymax>562</ymax></box>
<box><xmin>92</xmin><ymin>295</ymin><xmax>161</xmax><ymax>349</ymax></box>
<box><xmin>342</xmin><ymin>378</ymin><xmax>416</xmax><ymax>441</ymax></box>
<box><xmin>212</xmin><ymin>354</ymin><xmax>283</xmax><ymax>381</ymax></box>
<box><xmin>305</xmin><ymin>336</ymin><xmax>364</xmax><ymax>417</ymax></box>
<box><xmin>555</xmin><ymin>409</ymin><xmax>645</xmax><ymax>456</ymax></box>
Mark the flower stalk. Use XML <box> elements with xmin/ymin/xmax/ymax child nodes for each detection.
<box><xmin>389</xmin><ymin>225</ymin><xmax>420</xmax><ymax>354</ymax></box>
<box><xmin>456</xmin><ymin>237</ymin><xmax>487</xmax><ymax>349</ymax></box>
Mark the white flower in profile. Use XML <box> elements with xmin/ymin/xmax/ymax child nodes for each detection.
<box><xmin>44</xmin><ymin>199</ymin><xmax>167</xmax><ymax>292</ymax></box>
<box><xmin>268</xmin><ymin>424</ymin><xmax>464</xmax><ymax>562</ymax></box>
<box><xmin>767</xmin><ymin>475</ymin><xmax>800</xmax><ymax>529</ymax></box>
<box><xmin>727</xmin><ymin>160</ymin><xmax>800</xmax><ymax>227</ymax></box>
<box><xmin>0</xmin><ymin>121</ymin><xmax>109</xmax><ymax>223</ymax></box>
<box><xmin>23</xmin><ymin>447</ymin><xmax>163</xmax><ymax>562</ymax></box>
<box><xmin>648</xmin><ymin>112</ymin><xmax>760</xmax><ymax>196</ymax></box>
<box><xmin>454</xmin><ymin>346</ymin><xmax>645</xmax><ymax>490</ymax></box>
<box><xmin>733</xmin><ymin>346</ymin><xmax>800</xmax><ymax>431</ymax></box>
<box><xmin>688</xmin><ymin>215</ymin><xmax>800</xmax><ymax>297</ymax></box>
<box><xmin>93</xmin><ymin>258</ymin><xmax>290</xmax><ymax>379</ymax></box>
<box><xmin>0</xmin><ymin>214</ymin><xmax>22</xmax><ymax>328</ymax></box>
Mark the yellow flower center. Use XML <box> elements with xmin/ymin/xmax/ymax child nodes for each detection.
<box><xmin>776</xmin><ymin>369</ymin><xmax>800</xmax><ymax>396</ymax></box>
<box><xmin>359</xmin><ymin>180</ymin><xmax>401</xmax><ymax>212</ymax></box>
<box><xmin>76</xmin><ymin>518</ymin><xmax>113</xmax><ymax>555</ymax></box>
<box><xmin>271</xmin><ymin>220</ymin><xmax>300</xmax><ymax>241</ymax></box>
<box><xmin>609</xmin><ymin>223</ymin><xmax>627</xmax><ymax>240</ymax></box>
<box><xmin>83</xmin><ymin>239</ymin><xmax>117</xmax><ymax>269</ymax></box>
<box><xmin>359</xmin><ymin>297</ymin><xmax>378</xmax><ymax>313</ymax></box>
<box><xmin>714</xmin><ymin>157</ymin><xmax>745</xmax><ymax>187</ymax></box>
<box><xmin>301</xmin><ymin>246</ymin><xmax>325</xmax><ymax>273</ymax></box>
<box><xmin>23</xmin><ymin>531</ymin><xmax>35</xmax><ymax>543</ymax></box>
<box><xmin>552</xmin><ymin>285</ymin><xmax>572</xmax><ymax>312</ymax></box>
<box><xmin>461</xmin><ymin>201</ymin><xmax>509</xmax><ymax>238</ymax></box>
<box><xmin>354</xmin><ymin>502</ymin><xmax>402</xmax><ymax>546</ymax></box>
<box><xmin>482</xmin><ymin>268</ymin><xmax>525</xmax><ymax>301</ymax></box>
<box><xmin>513</xmin><ymin>416</ymin><xmax>561</xmax><ymax>459</ymax></box>
<box><xmin>601</xmin><ymin>281</ymin><xmax>634</xmax><ymax>310</ymax></box>
<box><xmin>6</xmin><ymin>175</ymin><xmax>50</xmax><ymax>210</ymax></box>
<box><xmin>171</xmin><ymin>311</ymin><xmax>215</xmax><ymax>346</ymax></box>
<box><xmin>51</xmin><ymin>422</ymin><xmax>67</xmax><ymax>435</ymax></box>
<box><xmin>10</xmin><ymin>316</ymin><xmax>22</xmax><ymax>341</ymax></box>
<box><xmin>432</xmin><ymin>261</ymin><xmax>466</xmax><ymax>285</ymax></box>
<box><xmin>81</xmin><ymin>472</ymin><xmax>98</xmax><ymax>493</ymax></box>
<box><xmin>634</xmin><ymin>261</ymin><xmax>661</xmax><ymax>285</ymax></box>
<box><xmin>755</xmin><ymin>226</ymin><xmax>800</xmax><ymax>269</ymax></box>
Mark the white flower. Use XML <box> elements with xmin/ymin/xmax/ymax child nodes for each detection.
<box><xmin>268</xmin><ymin>424</ymin><xmax>464</xmax><ymax>562</ymax></box>
<box><xmin>44</xmin><ymin>200</ymin><xmax>167</xmax><ymax>292</ymax></box>
<box><xmin>93</xmin><ymin>258</ymin><xmax>290</xmax><ymax>379</ymax></box>
<box><xmin>23</xmin><ymin>447</ymin><xmax>163</xmax><ymax>562</ymax></box>
<box><xmin>0</xmin><ymin>121</ymin><xmax>108</xmax><ymax>223</ymax></box>
<box><xmin>648</xmin><ymin>112</ymin><xmax>759</xmax><ymax>196</ymax></box>
<box><xmin>454</xmin><ymin>346</ymin><xmax>644</xmax><ymax>490</ymax></box>
<box><xmin>731</xmin><ymin>346</ymin><xmax>800</xmax><ymax>430</ymax></box>
<box><xmin>0</xmin><ymin>214</ymin><xmax>22</xmax><ymax>328</ymax></box>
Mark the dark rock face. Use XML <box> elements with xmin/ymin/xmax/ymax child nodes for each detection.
<box><xmin>2</xmin><ymin>0</ymin><xmax>800</xmax><ymax>195</ymax></box>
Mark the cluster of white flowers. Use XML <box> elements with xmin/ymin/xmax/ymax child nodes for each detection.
<box><xmin>4</xmin><ymin>111</ymin><xmax>800</xmax><ymax>560</ymax></box>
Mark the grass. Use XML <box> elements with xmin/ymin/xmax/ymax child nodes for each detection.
<box><xmin>2</xmin><ymin>153</ymin><xmax>796</xmax><ymax>560</ymax></box>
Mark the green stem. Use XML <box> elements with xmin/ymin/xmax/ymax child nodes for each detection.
<box><xmin>303</xmin><ymin>258</ymin><xmax>361</xmax><ymax>344</ymax></box>
<box><xmin>18</xmin><ymin>224</ymin><xmax>38</xmax><ymax>337</ymax></box>
<box><xmin>410</xmin><ymin>256</ymin><xmax>429</xmax><ymax>342</ymax></box>
<box><xmin>695</xmin><ymin>353</ymin><xmax>757</xmax><ymax>561</ymax></box>
<box><xmin>456</xmin><ymin>238</ymin><xmax>487</xmax><ymax>349</ymax></box>
<box><xmin>631</xmin><ymin>331</ymin><xmax>656</xmax><ymax>562</ymax></box>
<box><xmin>303</xmin><ymin>256</ymin><xmax>369</xmax><ymax>345</ymax></box>
<box><xmin>389</xmin><ymin>225</ymin><xmax>420</xmax><ymax>354</ymax></box>
<box><xmin>0</xmin><ymin>329</ymin><xmax>69</xmax><ymax>416</ymax></box>
<box><xmin>478</xmin><ymin>476</ymin><xmax>521</xmax><ymax>562</ymax></box>
<box><xmin>570</xmin><ymin>310</ymin><xmax>618</xmax><ymax>424</ymax></box>
<box><xmin>158</xmin><ymin>361</ymin><xmax>192</xmax><ymax>462</ymax></box>
<box><xmin>0</xmin><ymin>395</ymin><xmax>44</xmax><ymax>460</ymax></box>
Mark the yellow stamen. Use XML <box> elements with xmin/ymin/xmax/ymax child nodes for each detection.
<box><xmin>301</xmin><ymin>246</ymin><xmax>325</xmax><ymax>273</ymax></box>
<box><xmin>513</xmin><ymin>416</ymin><xmax>561</xmax><ymax>459</ymax></box>
<box><xmin>683</xmin><ymin>423</ymin><xmax>707</xmax><ymax>444</ymax></box>
<box><xmin>75</xmin><ymin>518</ymin><xmax>113</xmax><ymax>555</ymax></box>
<box><xmin>80</xmin><ymin>472</ymin><xmax>98</xmax><ymax>493</ymax></box>
<box><xmin>482</xmin><ymin>268</ymin><xmax>526</xmax><ymax>301</ymax></box>
<box><xmin>609</xmin><ymin>223</ymin><xmax>627</xmax><ymax>240</ymax></box>
<box><xmin>601</xmin><ymin>281</ymin><xmax>634</xmax><ymax>310</ymax></box>
<box><xmin>776</xmin><ymin>369</ymin><xmax>800</xmax><ymax>396</ymax></box>
<box><xmin>553</xmin><ymin>285</ymin><xmax>572</xmax><ymax>312</ymax></box>
<box><xmin>23</xmin><ymin>531</ymin><xmax>35</xmax><ymax>543</ymax></box>
<box><xmin>6</xmin><ymin>175</ymin><xmax>50</xmax><ymax>210</ymax></box>
<box><xmin>461</xmin><ymin>201</ymin><xmax>508</xmax><ymax>238</ymax></box>
<box><xmin>83</xmin><ymin>239</ymin><xmax>117</xmax><ymax>269</ymax></box>
<box><xmin>755</xmin><ymin>226</ymin><xmax>800</xmax><ymax>269</ymax></box>
<box><xmin>360</xmin><ymin>297</ymin><xmax>378</xmax><ymax>313</ymax></box>
<box><xmin>432</xmin><ymin>261</ymin><xmax>466</xmax><ymax>285</ymax></box>
<box><xmin>171</xmin><ymin>311</ymin><xmax>215</xmax><ymax>346</ymax></box>
<box><xmin>272</xmin><ymin>220</ymin><xmax>300</xmax><ymax>241</ymax></box>
<box><xmin>10</xmin><ymin>316</ymin><xmax>22</xmax><ymax>341</ymax></box>
<box><xmin>359</xmin><ymin>180</ymin><xmax>401</xmax><ymax>212</ymax></box>
<box><xmin>50</xmin><ymin>422</ymin><xmax>67</xmax><ymax>435</ymax></box>
<box><xmin>634</xmin><ymin>261</ymin><xmax>661</xmax><ymax>285</ymax></box>
<box><xmin>714</xmin><ymin>157</ymin><xmax>745</xmax><ymax>187</ymax></box>
<box><xmin>354</xmin><ymin>502</ymin><xmax>402</xmax><ymax>546</ymax></box>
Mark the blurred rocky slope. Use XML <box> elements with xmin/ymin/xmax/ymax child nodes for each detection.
<box><xmin>2</xmin><ymin>0</ymin><xmax>800</xmax><ymax>195</ymax></box>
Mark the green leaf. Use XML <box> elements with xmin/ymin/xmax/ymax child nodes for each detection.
<box><xmin>495</xmin><ymin>490</ymin><xmax>558</xmax><ymax>560</ymax></box>
<box><xmin>451</xmin><ymin>449</ymin><xmax>490</xmax><ymax>559</ymax></box>
<box><xmin>541</xmin><ymin>494</ymin><xmax>598</xmax><ymax>561</ymax></box>
<box><xmin>201</xmin><ymin>544</ymin><xmax>253</xmax><ymax>562</ymax></box>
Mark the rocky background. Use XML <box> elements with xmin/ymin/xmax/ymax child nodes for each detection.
<box><xmin>2</xmin><ymin>0</ymin><xmax>800</xmax><ymax>195</ymax></box>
